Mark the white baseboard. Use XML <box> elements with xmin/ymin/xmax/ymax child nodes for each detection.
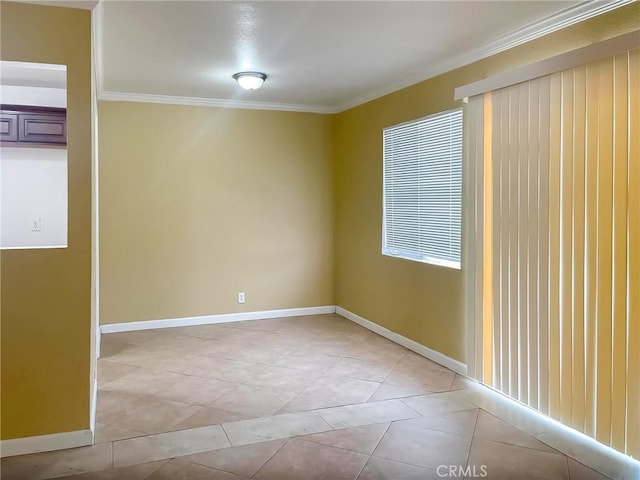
<box><xmin>100</xmin><ymin>306</ymin><xmax>337</xmax><ymax>334</ymax></box>
<box><xmin>336</xmin><ymin>306</ymin><xmax>468</xmax><ymax>376</ymax></box>
<box><xmin>96</xmin><ymin>326</ymin><xmax>101</xmax><ymax>359</ymax></box>
<box><xmin>90</xmin><ymin>377</ymin><xmax>98</xmax><ymax>439</ymax></box>
<box><xmin>100</xmin><ymin>305</ymin><xmax>466</xmax><ymax>376</ymax></box>
<box><xmin>0</xmin><ymin>429</ymin><xmax>93</xmax><ymax>458</ymax></box>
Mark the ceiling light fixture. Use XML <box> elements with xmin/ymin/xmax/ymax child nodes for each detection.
<box><xmin>232</xmin><ymin>71</ymin><xmax>267</xmax><ymax>90</ymax></box>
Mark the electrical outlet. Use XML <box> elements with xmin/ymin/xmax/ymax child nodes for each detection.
<box><xmin>31</xmin><ymin>217</ymin><xmax>42</xmax><ymax>232</ymax></box>
<box><xmin>238</xmin><ymin>292</ymin><xmax>245</xmax><ymax>304</ymax></box>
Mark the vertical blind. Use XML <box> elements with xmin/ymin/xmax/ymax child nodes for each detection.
<box><xmin>466</xmin><ymin>49</ymin><xmax>639</xmax><ymax>457</ymax></box>
<box><xmin>383</xmin><ymin>109</ymin><xmax>463</xmax><ymax>268</ymax></box>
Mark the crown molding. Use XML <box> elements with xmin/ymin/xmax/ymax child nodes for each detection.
<box><xmin>96</xmin><ymin>0</ymin><xmax>633</xmax><ymax>115</ymax></box>
<box><xmin>98</xmin><ymin>91</ymin><xmax>335</xmax><ymax>114</ymax></box>
<box><xmin>332</xmin><ymin>0</ymin><xmax>636</xmax><ymax>112</ymax></box>
<box><xmin>92</xmin><ymin>1</ymin><xmax>104</xmax><ymax>95</ymax></box>
<box><xmin>11</xmin><ymin>0</ymin><xmax>98</xmax><ymax>10</ymax></box>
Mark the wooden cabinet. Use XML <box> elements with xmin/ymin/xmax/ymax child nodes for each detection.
<box><xmin>1</xmin><ymin>106</ymin><xmax>66</xmax><ymax>146</ymax></box>
<box><xmin>0</xmin><ymin>112</ymin><xmax>18</xmax><ymax>142</ymax></box>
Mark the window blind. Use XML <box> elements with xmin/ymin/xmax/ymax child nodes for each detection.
<box><xmin>382</xmin><ymin>108</ymin><xmax>462</xmax><ymax>268</ymax></box>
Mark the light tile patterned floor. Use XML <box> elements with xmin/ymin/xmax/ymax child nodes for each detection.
<box><xmin>2</xmin><ymin>314</ymin><xmax>637</xmax><ymax>479</ymax></box>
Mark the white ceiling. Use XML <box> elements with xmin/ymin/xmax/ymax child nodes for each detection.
<box><xmin>95</xmin><ymin>0</ymin><xmax>624</xmax><ymax>113</ymax></box>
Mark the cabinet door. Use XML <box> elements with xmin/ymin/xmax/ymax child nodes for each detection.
<box><xmin>18</xmin><ymin>113</ymin><xmax>66</xmax><ymax>145</ymax></box>
<box><xmin>0</xmin><ymin>113</ymin><xmax>18</xmax><ymax>142</ymax></box>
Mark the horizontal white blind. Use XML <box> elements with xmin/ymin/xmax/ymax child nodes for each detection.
<box><xmin>383</xmin><ymin>109</ymin><xmax>462</xmax><ymax>268</ymax></box>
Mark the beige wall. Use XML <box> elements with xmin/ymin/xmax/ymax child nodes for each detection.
<box><xmin>98</xmin><ymin>103</ymin><xmax>333</xmax><ymax>324</ymax></box>
<box><xmin>1</xmin><ymin>0</ymin><xmax>633</xmax><ymax>444</ymax></box>
<box><xmin>0</xmin><ymin>2</ymin><xmax>92</xmax><ymax>440</ymax></box>
<box><xmin>332</xmin><ymin>4</ymin><xmax>639</xmax><ymax>363</ymax></box>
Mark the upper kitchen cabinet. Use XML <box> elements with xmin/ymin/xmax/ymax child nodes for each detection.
<box><xmin>1</xmin><ymin>106</ymin><xmax>67</xmax><ymax>146</ymax></box>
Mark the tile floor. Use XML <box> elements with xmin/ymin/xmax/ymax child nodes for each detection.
<box><xmin>2</xmin><ymin>314</ymin><xmax>638</xmax><ymax>479</ymax></box>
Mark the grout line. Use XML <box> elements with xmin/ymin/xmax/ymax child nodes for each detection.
<box><xmin>370</xmin><ymin>421</ymin><xmax>393</xmax><ymax>456</ymax></box>
<box><xmin>314</xmin><ymin>409</ymin><xmax>338</xmax><ymax>431</ymax></box>
<box><xmin>396</xmin><ymin>398</ymin><xmax>426</xmax><ymax>418</ymax></box>
<box><xmin>565</xmin><ymin>455</ymin><xmax>573</xmax><ymax>480</ymax></box>
<box><xmin>249</xmin><ymin>438</ymin><xmax>289</xmax><ymax>479</ymax></box>
<box><xmin>250</xmin><ymin>438</ymin><xmax>291</xmax><ymax>479</ymax></box>
<box><xmin>219</xmin><ymin>423</ymin><xmax>232</xmax><ymax>448</ymax></box>
<box><xmin>463</xmin><ymin>408</ymin><xmax>481</xmax><ymax>469</ymax></box>
<box><xmin>368</xmin><ymin>453</ymin><xmax>441</xmax><ymax>474</ymax></box>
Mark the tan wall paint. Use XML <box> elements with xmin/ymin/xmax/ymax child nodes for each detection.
<box><xmin>98</xmin><ymin>103</ymin><xmax>333</xmax><ymax>324</ymax></box>
<box><xmin>0</xmin><ymin>2</ymin><xmax>92</xmax><ymax>440</ymax></box>
<box><xmin>332</xmin><ymin>4</ymin><xmax>639</xmax><ymax>363</ymax></box>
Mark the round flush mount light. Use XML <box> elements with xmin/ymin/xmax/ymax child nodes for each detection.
<box><xmin>232</xmin><ymin>71</ymin><xmax>267</xmax><ymax>90</ymax></box>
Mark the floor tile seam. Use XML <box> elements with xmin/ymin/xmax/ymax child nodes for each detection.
<box><xmin>366</xmin><ymin>383</ymin><xmax>387</xmax><ymax>403</ymax></box>
<box><xmin>368</xmin><ymin>452</ymin><xmax>440</xmax><ymax>473</ymax></box>
<box><xmin>249</xmin><ymin>437</ymin><xmax>292</xmax><ymax>480</ymax></box>
<box><xmin>101</xmin><ymin>371</ymin><xmax>192</xmax><ymax>397</ymax></box>
<box><xmin>112</xmin><ymin>430</ymin><xmax>233</xmax><ymax>469</ymax></box>
<box><xmin>472</xmin><ymin>434</ymin><xmax>572</xmax><ymax>458</ymax></box>
<box><xmin>218</xmin><ymin>379</ymin><xmax>305</xmax><ymax>399</ymax></box>
<box><xmin>566</xmin><ymin>456</ymin><xmax>616</xmax><ymax>480</ymax></box>
<box><xmin>179</xmin><ymin>451</ymin><xmax>252</xmax><ymax>478</ymax></box>
<box><xmin>98</xmin><ymin>386</ymin><xmax>207</xmax><ymax>411</ymax></box>
<box><xmin>565</xmin><ymin>455</ymin><xmax>575</xmax><ymax>480</ymax></box>
<box><xmin>463</xmin><ymin>407</ymin><xmax>481</xmax><ymax>469</ymax></box>
<box><xmin>314</xmin><ymin>408</ymin><xmax>339</xmax><ymax>432</ymax></box>
<box><xmin>351</xmin><ymin>445</ymin><xmax>371</xmax><ymax>480</ymax></box>
<box><xmin>145</xmin><ymin>459</ymin><xmax>168</xmax><ymax>479</ymax></box>
<box><xmin>111</xmin><ymin>424</ymin><xmax>228</xmax><ymax>450</ymax></box>
<box><xmin>473</xmin><ymin>416</ymin><xmax>571</xmax><ymax>458</ymax></box>
<box><xmin>94</xmin><ymin>423</ymin><xmax>149</xmax><ymax>443</ymax></box>
<box><xmin>393</xmin><ymin>412</ymin><xmax>480</xmax><ymax>441</ymax></box>
<box><xmin>219</xmin><ymin>421</ymin><xmax>233</xmax><ymax>451</ymax></box>
<box><xmin>289</xmin><ymin>437</ymin><xmax>373</xmax><ymax>462</ymax></box>
<box><xmin>368</xmin><ymin>421</ymin><xmax>393</xmax><ymax>457</ymax></box>
<box><xmin>248</xmin><ymin>439</ymin><xmax>289</xmax><ymax>479</ymax></box>
<box><xmin>445</xmin><ymin>372</ymin><xmax>458</xmax><ymax>390</ymax></box>
<box><xmin>552</xmin><ymin>450</ymin><xmax>617</xmax><ymax>480</ymax></box>
<box><xmin>97</xmin><ymin>357</ymin><xmax>149</xmax><ymax>370</ymax></box>
<box><xmin>324</xmin><ymin>371</ymin><xmax>388</xmax><ymax>384</ymax></box>
<box><xmin>328</xmin><ymin>353</ymin><xmax>403</xmax><ymax>369</ymax></box>
<box><xmin>277</xmin><ymin>395</ymin><xmax>399</xmax><ymax>417</ymax></box>
<box><xmin>396</xmin><ymin>397</ymin><xmax>428</xmax><ymax>417</ymax></box>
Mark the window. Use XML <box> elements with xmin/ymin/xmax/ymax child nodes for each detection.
<box><xmin>382</xmin><ymin>108</ymin><xmax>462</xmax><ymax>268</ymax></box>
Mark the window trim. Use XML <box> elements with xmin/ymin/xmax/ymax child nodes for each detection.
<box><xmin>382</xmin><ymin>108</ymin><xmax>463</xmax><ymax>270</ymax></box>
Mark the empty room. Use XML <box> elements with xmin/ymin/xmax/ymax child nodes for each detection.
<box><xmin>0</xmin><ymin>0</ymin><xmax>639</xmax><ymax>479</ymax></box>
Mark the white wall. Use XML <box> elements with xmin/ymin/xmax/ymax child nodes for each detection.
<box><xmin>1</xmin><ymin>147</ymin><xmax>68</xmax><ymax>249</ymax></box>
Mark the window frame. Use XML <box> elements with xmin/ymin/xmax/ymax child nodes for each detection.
<box><xmin>382</xmin><ymin>107</ymin><xmax>463</xmax><ymax>269</ymax></box>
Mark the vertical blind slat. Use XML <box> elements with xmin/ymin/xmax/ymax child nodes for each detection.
<box><xmin>584</xmin><ymin>61</ymin><xmax>599</xmax><ymax>438</ymax></box>
<box><xmin>560</xmin><ymin>69</ymin><xmax>574</xmax><ymax>426</ymax></box>
<box><xmin>548</xmin><ymin>72</ymin><xmax>562</xmax><ymax>419</ymax></box>
<box><xmin>508</xmin><ymin>88</ymin><xmax>520</xmax><ymax>398</ymax></box>
<box><xmin>537</xmin><ymin>75</ymin><xmax>551</xmax><ymax>415</ymax></box>
<box><xmin>626</xmin><ymin>48</ymin><xmax>640</xmax><ymax>459</ymax></box>
<box><xmin>482</xmin><ymin>93</ymin><xmax>493</xmax><ymax>384</ymax></box>
<box><xmin>518</xmin><ymin>82</ymin><xmax>530</xmax><ymax>403</ymax></box>
<box><xmin>527</xmin><ymin>78</ymin><xmax>540</xmax><ymax>409</ymax></box>
<box><xmin>610</xmin><ymin>52</ymin><xmax>628</xmax><ymax>453</ymax></box>
<box><xmin>595</xmin><ymin>57</ymin><xmax>614</xmax><ymax>446</ymax></box>
<box><xmin>571</xmin><ymin>65</ymin><xmax>587</xmax><ymax>433</ymax></box>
